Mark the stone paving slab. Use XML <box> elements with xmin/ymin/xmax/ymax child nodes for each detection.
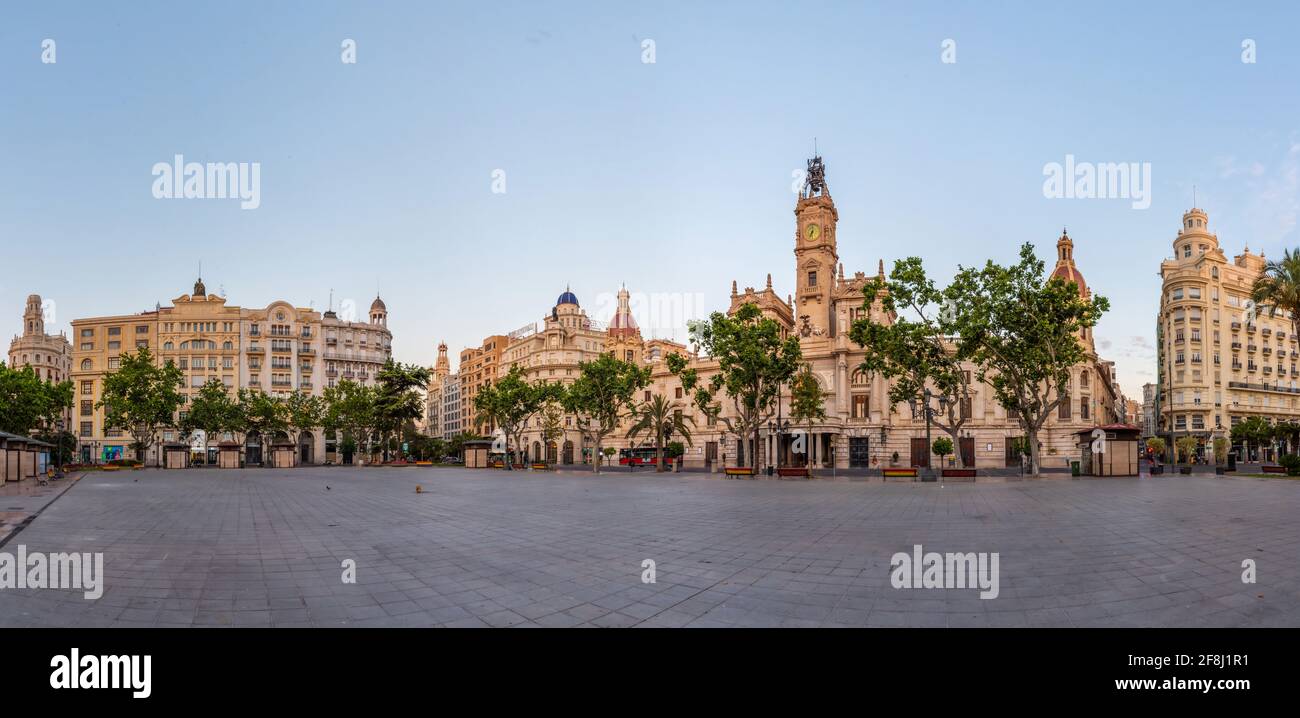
<box><xmin>0</xmin><ymin>468</ymin><xmax>1296</xmax><ymax>627</ymax></box>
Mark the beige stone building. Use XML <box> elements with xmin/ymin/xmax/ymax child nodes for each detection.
<box><xmin>424</xmin><ymin>342</ymin><xmax>451</xmax><ymax>437</ymax></box>
<box><xmin>459</xmin><ymin>334</ymin><xmax>506</xmax><ymax>434</ymax></box>
<box><xmin>8</xmin><ymin>294</ymin><xmax>73</xmax><ymax>430</ymax></box>
<box><xmin>1156</xmin><ymin>207</ymin><xmax>1300</xmax><ymax>460</ymax></box>
<box><xmin>70</xmin><ymin>279</ymin><xmax>392</xmax><ymax>465</ymax></box>
<box><xmin>490</xmin><ymin>157</ymin><xmax>1121</xmax><ymax>471</ymax></box>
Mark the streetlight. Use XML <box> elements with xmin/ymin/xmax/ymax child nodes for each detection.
<box><xmin>768</xmin><ymin>416</ymin><xmax>791</xmax><ymax>476</ymax></box>
<box><xmin>921</xmin><ymin>388</ymin><xmax>936</xmax><ymax>482</ymax></box>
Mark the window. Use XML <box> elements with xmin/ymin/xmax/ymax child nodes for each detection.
<box><xmin>79</xmin><ymin>422</ymin><xmax>92</xmax><ymax>437</ymax></box>
<box><xmin>851</xmin><ymin>394</ymin><xmax>868</xmax><ymax>418</ymax></box>
<box><xmin>108</xmin><ymin>357</ymin><xmax>120</xmax><ymax>370</ymax></box>
<box><xmin>675</xmin><ymin>387</ymin><xmax>683</xmax><ymax>399</ymax></box>
<box><xmin>81</xmin><ymin>380</ymin><xmax>92</xmax><ymax>395</ymax></box>
<box><xmin>80</xmin><ymin>400</ymin><xmax>92</xmax><ymax>416</ymax></box>
<box><xmin>1080</xmin><ymin>397</ymin><xmax>1090</xmax><ymax>420</ymax></box>
<box><xmin>807</xmin><ymin>270</ymin><xmax>817</xmax><ymax>287</ymax></box>
<box><xmin>80</xmin><ymin>359</ymin><xmax>92</xmax><ymax>370</ymax></box>
<box><xmin>136</xmin><ymin>325</ymin><xmax>149</xmax><ymax>334</ymax></box>
<box><xmin>1059</xmin><ymin>394</ymin><xmax>1071</xmax><ymax>419</ymax></box>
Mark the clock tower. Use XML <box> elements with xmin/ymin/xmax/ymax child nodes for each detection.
<box><xmin>793</xmin><ymin>155</ymin><xmax>839</xmax><ymax>338</ymax></box>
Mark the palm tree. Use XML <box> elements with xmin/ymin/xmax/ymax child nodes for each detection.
<box><xmin>1251</xmin><ymin>248</ymin><xmax>1300</xmax><ymax>338</ymax></box>
<box><xmin>626</xmin><ymin>394</ymin><xmax>694</xmax><ymax>472</ymax></box>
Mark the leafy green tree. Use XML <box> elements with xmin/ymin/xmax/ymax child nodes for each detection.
<box><xmin>1212</xmin><ymin>437</ymin><xmax>1230</xmax><ymax>466</ymax></box>
<box><xmin>626</xmin><ymin>393</ymin><xmax>694</xmax><ymax>472</ymax></box>
<box><xmin>96</xmin><ymin>348</ymin><xmax>185</xmax><ymax>465</ymax></box>
<box><xmin>323</xmin><ymin>380</ymin><xmax>376</xmax><ymax>461</ymax></box>
<box><xmin>788</xmin><ymin>364</ymin><xmax>826</xmax><ymax>470</ymax></box>
<box><xmin>852</xmin><ymin>258</ymin><xmax>975</xmax><ymax>466</ymax></box>
<box><xmin>943</xmin><ymin>244</ymin><xmax>1109</xmax><ymax>476</ymax></box>
<box><xmin>1145</xmin><ymin>436</ymin><xmax>1166</xmax><ymax>462</ymax></box>
<box><xmin>0</xmin><ymin>363</ymin><xmax>73</xmax><ymax>437</ymax></box>
<box><xmin>562</xmin><ymin>353</ymin><xmax>649</xmax><ymax>475</ymax></box>
<box><xmin>1251</xmin><ymin>248</ymin><xmax>1300</xmax><ymax>338</ymax></box>
<box><xmin>373</xmin><ymin>361</ymin><xmax>431</xmax><ymax>462</ymax></box>
<box><xmin>473</xmin><ymin>365</ymin><xmax>561</xmax><ymax>470</ymax></box>
<box><xmin>667</xmin><ymin>302</ymin><xmax>802</xmax><ymax>471</ymax></box>
<box><xmin>1175</xmin><ymin>436</ymin><xmax>1200</xmax><ymax>466</ymax></box>
<box><xmin>932</xmin><ymin>436</ymin><xmax>954</xmax><ymax>467</ymax></box>
<box><xmin>184</xmin><ymin>378</ymin><xmax>241</xmax><ymax>464</ymax></box>
<box><xmin>539</xmin><ymin>401</ymin><xmax>564</xmax><ymax>466</ymax></box>
<box><xmin>239</xmin><ymin>389</ymin><xmax>288</xmax><ymax>445</ymax></box>
<box><xmin>1230</xmin><ymin>416</ymin><xmax>1271</xmax><ymax>461</ymax></box>
<box><xmin>285</xmin><ymin>390</ymin><xmax>325</xmax><ymax>446</ymax></box>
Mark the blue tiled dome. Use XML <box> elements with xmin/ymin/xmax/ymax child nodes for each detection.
<box><xmin>556</xmin><ymin>287</ymin><xmax>579</xmax><ymax>306</ymax></box>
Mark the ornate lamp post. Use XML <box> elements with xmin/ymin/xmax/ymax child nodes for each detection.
<box><xmin>921</xmin><ymin>388</ymin><xmax>936</xmax><ymax>482</ymax></box>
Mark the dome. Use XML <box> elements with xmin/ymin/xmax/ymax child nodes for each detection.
<box><xmin>370</xmin><ymin>296</ymin><xmax>387</xmax><ymax>313</ymax></box>
<box><xmin>1052</xmin><ymin>263</ymin><xmax>1087</xmax><ymax>295</ymax></box>
<box><xmin>556</xmin><ymin>286</ymin><xmax>579</xmax><ymax>306</ymax></box>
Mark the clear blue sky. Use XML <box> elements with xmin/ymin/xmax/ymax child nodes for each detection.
<box><xmin>3</xmin><ymin>1</ymin><xmax>1298</xmax><ymax>399</ymax></box>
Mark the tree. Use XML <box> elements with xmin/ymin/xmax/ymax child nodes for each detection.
<box><xmin>1145</xmin><ymin>436</ymin><xmax>1167</xmax><ymax>463</ymax></box>
<box><xmin>473</xmin><ymin>365</ymin><xmax>560</xmax><ymax>470</ymax></box>
<box><xmin>932</xmin><ymin>436</ymin><xmax>954</xmax><ymax>467</ymax></box>
<box><xmin>944</xmin><ymin>244</ymin><xmax>1108</xmax><ymax>476</ymax></box>
<box><xmin>788</xmin><ymin>364</ymin><xmax>826</xmax><ymax>472</ymax></box>
<box><xmin>1251</xmin><ymin>248</ymin><xmax>1300</xmax><ymax>339</ymax></box>
<box><xmin>1230</xmin><ymin>417</ymin><xmax>1271</xmax><ymax>461</ymax></box>
<box><xmin>1212</xmin><ymin>436</ymin><xmax>1229</xmax><ymax>466</ymax></box>
<box><xmin>626</xmin><ymin>393</ymin><xmax>694</xmax><ymax>472</ymax></box>
<box><xmin>1175</xmin><ymin>436</ymin><xmax>1199</xmax><ymax>466</ymax></box>
<box><xmin>238</xmin><ymin>389</ymin><xmax>288</xmax><ymax>451</ymax></box>
<box><xmin>0</xmin><ymin>362</ymin><xmax>73</xmax><ymax>437</ymax></box>
<box><xmin>539</xmin><ymin>401</ymin><xmax>564</xmax><ymax>466</ymax></box>
<box><xmin>852</xmin><ymin>258</ymin><xmax>976</xmax><ymax>466</ymax></box>
<box><xmin>285</xmin><ymin>390</ymin><xmax>325</xmax><ymax>449</ymax></box>
<box><xmin>562</xmin><ymin>353</ymin><xmax>649</xmax><ymax>475</ymax></box>
<box><xmin>323</xmin><ymin>380</ymin><xmax>375</xmax><ymax>461</ymax></box>
<box><xmin>667</xmin><ymin>302</ymin><xmax>802</xmax><ymax>472</ymax></box>
<box><xmin>373</xmin><ymin>361</ymin><xmax>430</xmax><ymax>462</ymax></box>
<box><xmin>96</xmin><ymin>348</ymin><xmax>184</xmax><ymax>466</ymax></box>
<box><xmin>184</xmin><ymin>378</ymin><xmax>241</xmax><ymax>464</ymax></box>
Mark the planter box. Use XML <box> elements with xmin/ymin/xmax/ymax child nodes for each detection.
<box><xmin>1179</xmin><ymin>466</ymin><xmax>1192</xmax><ymax>474</ymax></box>
<box><xmin>882</xmin><ymin>467</ymin><xmax>918</xmax><ymax>478</ymax></box>
<box><xmin>1261</xmin><ymin>465</ymin><xmax>1286</xmax><ymax>474</ymax></box>
<box><xmin>1149</xmin><ymin>465</ymin><xmax>1164</xmax><ymax>475</ymax></box>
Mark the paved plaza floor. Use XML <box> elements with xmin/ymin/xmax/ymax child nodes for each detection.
<box><xmin>0</xmin><ymin>467</ymin><xmax>1296</xmax><ymax>627</ymax></box>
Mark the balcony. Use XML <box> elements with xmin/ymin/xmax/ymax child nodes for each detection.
<box><xmin>247</xmin><ymin>380</ymin><xmax>261</xmax><ymax>388</ymax></box>
<box><xmin>1247</xmin><ymin>324</ymin><xmax>1257</xmax><ymax>333</ymax></box>
<box><xmin>1263</xmin><ymin>367</ymin><xmax>1273</xmax><ymax>375</ymax></box>
<box><xmin>299</xmin><ymin>347</ymin><xmax>315</xmax><ymax>356</ymax></box>
<box><xmin>1248</xmin><ymin>345</ymin><xmax>1258</xmax><ymax>352</ymax></box>
<box><xmin>327</xmin><ymin>368</ymin><xmax>337</xmax><ymax>377</ymax></box>
<box><xmin>1263</xmin><ymin>328</ymin><xmax>1272</xmax><ymax>336</ymax></box>
<box><xmin>300</xmin><ymin>381</ymin><xmax>313</xmax><ymax>390</ymax></box>
<box><xmin>326</xmin><ymin>337</ymin><xmax>337</xmax><ymax>346</ymax></box>
<box><xmin>1232</xmin><ymin>321</ymin><xmax>1242</xmax><ymax>330</ymax></box>
<box><xmin>271</xmin><ymin>344</ymin><xmax>292</xmax><ymax>353</ymax></box>
<box><xmin>1231</xmin><ymin>342</ymin><xmax>1242</xmax><ymax>349</ymax></box>
<box><xmin>246</xmin><ymin>346</ymin><xmax>264</xmax><ymax>354</ymax></box>
<box><xmin>301</xmin><ymin>365</ymin><xmax>313</xmax><ymax>374</ymax></box>
<box><xmin>1263</xmin><ymin>347</ymin><xmax>1272</xmax><ymax>355</ymax></box>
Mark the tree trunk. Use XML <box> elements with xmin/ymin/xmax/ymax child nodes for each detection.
<box><xmin>1025</xmin><ymin>427</ymin><xmax>1041</xmax><ymax>477</ymax></box>
<box><xmin>655</xmin><ymin>432</ymin><xmax>664</xmax><ymax>472</ymax></box>
<box><xmin>752</xmin><ymin>425</ymin><xmax>760</xmax><ymax>476</ymax></box>
<box><xmin>592</xmin><ymin>435</ymin><xmax>601</xmax><ymax>475</ymax></box>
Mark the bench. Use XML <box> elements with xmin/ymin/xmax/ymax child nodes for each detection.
<box><xmin>777</xmin><ymin>467</ymin><xmax>810</xmax><ymax>478</ymax></box>
<box><xmin>941</xmin><ymin>468</ymin><xmax>977</xmax><ymax>479</ymax></box>
<box><xmin>882</xmin><ymin>467</ymin><xmax>918</xmax><ymax>478</ymax></box>
<box><xmin>724</xmin><ymin>467</ymin><xmax>754</xmax><ymax>477</ymax></box>
<box><xmin>1260</xmin><ymin>465</ymin><xmax>1286</xmax><ymax>474</ymax></box>
<box><xmin>530</xmin><ymin>463</ymin><xmax>550</xmax><ymax>470</ymax></box>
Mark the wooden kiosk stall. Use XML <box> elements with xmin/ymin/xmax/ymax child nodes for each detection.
<box><xmin>463</xmin><ymin>440</ymin><xmax>494</xmax><ymax>469</ymax></box>
<box><xmin>1076</xmin><ymin>424</ymin><xmax>1141</xmax><ymax>477</ymax></box>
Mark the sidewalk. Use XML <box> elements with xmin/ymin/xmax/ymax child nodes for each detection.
<box><xmin>0</xmin><ymin>473</ymin><xmax>85</xmax><ymax>548</ymax></box>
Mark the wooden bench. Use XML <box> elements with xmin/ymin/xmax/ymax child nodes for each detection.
<box><xmin>724</xmin><ymin>467</ymin><xmax>754</xmax><ymax>477</ymax></box>
<box><xmin>530</xmin><ymin>463</ymin><xmax>550</xmax><ymax>470</ymax></box>
<box><xmin>941</xmin><ymin>468</ymin><xmax>977</xmax><ymax>479</ymax></box>
<box><xmin>1261</xmin><ymin>465</ymin><xmax>1286</xmax><ymax>474</ymax></box>
<box><xmin>882</xmin><ymin>467</ymin><xmax>918</xmax><ymax>478</ymax></box>
<box><xmin>777</xmin><ymin>467</ymin><xmax>810</xmax><ymax>478</ymax></box>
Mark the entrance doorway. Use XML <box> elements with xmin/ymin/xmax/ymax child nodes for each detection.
<box><xmin>910</xmin><ymin>437</ymin><xmax>930</xmax><ymax>468</ymax></box>
<box><xmin>849</xmin><ymin>437</ymin><xmax>870</xmax><ymax>468</ymax></box>
<box><xmin>299</xmin><ymin>432</ymin><xmax>314</xmax><ymax>465</ymax></box>
<box><xmin>960</xmin><ymin>437</ymin><xmax>975</xmax><ymax>468</ymax></box>
<box><xmin>705</xmin><ymin>441</ymin><xmax>718</xmax><ymax>470</ymax></box>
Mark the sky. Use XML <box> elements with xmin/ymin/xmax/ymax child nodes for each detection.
<box><xmin>2</xmin><ymin>1</ymin><xmax>1299</xmax><ymax>400</ymax></box>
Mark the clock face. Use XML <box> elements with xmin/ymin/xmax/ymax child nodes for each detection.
<box><xmin>805</xmin><ymin>223</ymin><xmax>820</xmax><ymax>240</ymax></box>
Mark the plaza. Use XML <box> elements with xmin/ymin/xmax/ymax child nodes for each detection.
<box><xmin>0</xmin><ymin>468</ymin><xmax>1296</xmax><ymax>628</ymax></box>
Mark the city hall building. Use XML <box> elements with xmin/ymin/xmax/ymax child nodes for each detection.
<box><xmin>499</xmin><ymin>157</ymin><xmax>1123</xmax><ymax>471</ymax></box>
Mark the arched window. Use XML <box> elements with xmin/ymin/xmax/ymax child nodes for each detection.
<box><xmin>164</xmin><ymin>341</ymin><xmax>174</xmax><ymax>351</ymax></box>
<box><xmin>223</xmin><ymin>341</ymin><xmax>233</xmax><ymax>350</ymax></box>
<box><xmin>81</xmin><ymin>358</ymin><xmax>92</xmax><ymax>370</ymax></box>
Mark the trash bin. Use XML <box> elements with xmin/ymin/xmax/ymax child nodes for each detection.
<box><xmin>1070</xmin><ymin>460</ymin><xmax>1081</xmax><ymax>477</ymax></box>
<box><xmin>1227</xmin><ymin>453</ymin><xmax>1236</xmax><ymax>472</ymax></box>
